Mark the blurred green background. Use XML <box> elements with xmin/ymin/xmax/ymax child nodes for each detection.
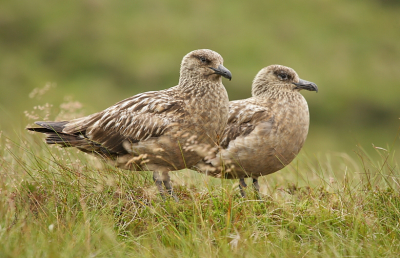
<box><xmin>1</xmin><ymin>0</ymin><xmax>400</xmax><ymax>157</ymax></box>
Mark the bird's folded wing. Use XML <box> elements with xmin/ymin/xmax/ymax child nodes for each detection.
<box><xmin>63</xmin><ymin>89</ymin><xmax>184</xmax><ymax>154</ymax></box>
<box><xmin>220</xmin><ymin>101</ymin><xmax>272</xmax><ymax>149</ymax></box>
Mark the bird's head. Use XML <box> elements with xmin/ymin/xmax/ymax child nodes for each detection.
<box><xmin>252</xmin><ymin>65</ymin><xmax>318</xmax><ymax>97</ymax></box>
<box><xmin>179</xmin><ymin>49</ymin><xmax>232</xmax><ymax>83</ymax></box>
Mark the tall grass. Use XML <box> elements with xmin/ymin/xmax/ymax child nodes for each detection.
<box><xmin>1</xmin><ymin>126</ymin><xmax>399</xmax><ymax>257</ymax></box>
<box><xmin>0</xmin><ymin>82</ymin><xmax>398</xmax><ymax>257</ymax></box>
<box><xmin>2</xmin><ymin>0</ymin><xmax>400</xmax><ymax>154</ymax></box>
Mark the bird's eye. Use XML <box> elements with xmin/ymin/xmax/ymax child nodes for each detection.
<box><xmin>199</xmin><ymin>56</ymin><xmax>207</xmax><ymax>63</ymax></box>
<box><xmin>278</xmin><ymin>73</ymin><xmax>288</xmax><ymax>80</ymax></box>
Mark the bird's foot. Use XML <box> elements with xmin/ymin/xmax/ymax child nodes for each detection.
<box><xmin>252</xmin><ymin>178</ymin><xmax>261</xmax><ymax>200</ymax></box>
<box><xmin>239</xmin><ymin>178</ymin><xmax>261</xmax><ymax>199</ymax></box>
<box><xmin>239</xmin><ymin>178</ymin><xmax>247</xmax><ymax>198</ymax></box>
<box><xmin>153</xmin><ymin>172</ymin><xmax>179</xmax><ymax>202</ymax></box>
<box><xmin>164</xmin><ymin>180</ymin><xmax>179</xmax><ymax>202</ymax></box>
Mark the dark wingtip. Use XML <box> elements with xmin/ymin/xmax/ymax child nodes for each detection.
<box><xmin>27</xmin><ymin>121</ymin><xmax>69</xmax><ymax>133</ymax></box>
<box><xmin>26</xmin><ymin>121</ymin><xmax>45</xmax><ymax>132</ymax></box>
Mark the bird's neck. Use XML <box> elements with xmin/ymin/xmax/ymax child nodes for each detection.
<box><xmin>254</xmin><ymin>88</ymin><xmax>302</xmax><ymax>100</ymax></box>
<box><xmin>252</xmin><ymin>83</ymin><xmax>296</xmax><ymax>98</ymax></box>
<box><xmin>178</xmin><ymin>77</ymin><xmax>225</xmax><ymax>99</ymax></box>
<box><xmin>253</xmin><ymin>91</ymin><xmax>308</xmax><ymax>110</ymax></box>
<box><xmin>178</xmin><ymin>78</ymin><xmax>229</xmax><ymax>141</ymax></box>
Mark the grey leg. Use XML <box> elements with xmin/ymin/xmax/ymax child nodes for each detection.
<box><xmin>153</xmin><ymin>171</ymin><xmax>178</xmax><ymax>202</ymax></box>
<box><xmin>153</xmin><ymin>172</ymin><xmax>166</xmax><ymax>200</ymax></box>
<box><xmin>239</xmin><ymin>178</ymin><xmax>247</xmax><ymax>198</ymax></box>
<box><xmin>252</xmin><ymin>177</ymin><xmax>261</xmax><ymax>199</ymax></box>
<box><xmin>163</xmin><ymin>177</ymin><xmax>179</xmax><ymax>202</ymax></box>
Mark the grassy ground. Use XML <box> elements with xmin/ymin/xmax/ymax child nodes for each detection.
<box><xmin>1</xmin><ymin>0</ymin><xmax>400</xmax><ymax>154</ymax></box>
<box><xmin>1</xmin><ymin>130</ymin><xmax>399</xmax><ymax>257</ymax></box>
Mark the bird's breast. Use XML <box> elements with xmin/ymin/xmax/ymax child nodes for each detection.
<box><xmin>182</xmin><ymin>84</ymin><xmax>229</xmax><ymax>143</ymax></box>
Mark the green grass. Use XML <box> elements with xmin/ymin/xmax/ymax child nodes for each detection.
<box><xmin>1</xmin><ymin>130</ymin><xmax>400</xmax><ymax>257</ymax></box>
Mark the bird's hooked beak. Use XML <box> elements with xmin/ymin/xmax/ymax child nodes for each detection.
<box><xmin>293</xmin><ymin>79</ymin><xmax>318</xmax><ymax>93</ymax></box>
<box><xmin>209</xmin><ymin>64</ymin><xmax>232</xmax><ymax>81</ymax></box>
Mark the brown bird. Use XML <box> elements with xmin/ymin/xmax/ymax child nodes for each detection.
<box><xmin>27</xmin><ymin>49</ymin><xmax>232</xmax><ymax>201</ymax></box>
<box><xmin>194</xmin><ymin>65</ymin><xmax>317</xmax><ymax>197</ymax></box>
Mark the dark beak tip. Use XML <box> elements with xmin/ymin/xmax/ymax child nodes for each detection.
<box><xmin>313</xmin><ymin>84</ymin><xmax>319</xmax><ymax>93</ymax></box>
<box><xmin>209</xmin><ymin>65</ymin><xmax>232</xmax><ymax>81</ymax></box>
<box><xmin>226</xmin><ymin>72</ymin><xmax>232</xmax><ymax>81</ymax></box>
<box><xmin>294</xmin><ymin>79</ymin><xmax>318</xmax><ymax>93</ymax></box>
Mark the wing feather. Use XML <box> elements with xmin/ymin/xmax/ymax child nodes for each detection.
<box><xmin>63</xmin><ymin>88</ymin><xmax>185</xmax><ymax>154</ymax></box>
<box><xmin>220</xmin><ymin>100</ymin><xmax>272</xmax><ymax>148</ymax></box>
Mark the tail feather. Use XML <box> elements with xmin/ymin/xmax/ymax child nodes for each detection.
<box><xmin>27</xmin><ymin>120</ymin><xmax>80</xmax><ymax>147</ymax></box>
<box><xmin>36</xmin><ymin>121</ymin><xmax>69</xmax><ymax>132</ymax></box>
<box><xmin>27</xmin><ymin>121</ymin><xmax>69</xmax><ymax>133</ymax></box>
<box><xmin>27</xmin><ymin>120</ymin><xmax>120</xmax><ymax>158</ymax></box>
<box><xmin>45</xmin><ymin>133</ymin><xmax>83</xmax><ymax>146</ymax></box>
<box><xmin>27</xmin><ymin>127</ymin><xmax>56</xmax><ymax>133</ymax></box>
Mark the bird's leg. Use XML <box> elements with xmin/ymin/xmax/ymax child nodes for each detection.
<box><xmin>239</xmin><ymin>178</ymin><xmax>247</xmax><ymax>198</ymax></box>
<box><xmin>252</xmin><ymin>177</ymin><xmax>261</xmax><ymax>200</ymax></box>
<box><xmin>162</xmin><ymin>173</ymin><xmax>179</xmax><ymax>202</ymax></box>
<box><xmin>153</xmin><ymin>171</ymin><xmax>178</xmax><ymax>202</ymax></box>
<box><xmin>153</xmin><ymin>172</ymin><xmax>166</xmax><ymax>200</ymax></box>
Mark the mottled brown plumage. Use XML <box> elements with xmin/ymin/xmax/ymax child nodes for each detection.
<box><xmin>195</xmin><ymin>65</ymin><xmax>317</xmax><ymax>197</ymax></box>
<box><xmin>27</xmin><ymin>49</ymin><xmax>232</xmax><ymax>200</ymax></box>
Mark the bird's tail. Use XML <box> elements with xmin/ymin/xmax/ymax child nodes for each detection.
<box><xmin>27</xmin><ymin>120</ymin><xmax>119</xmax><ymax>159</ymax></box>
<box><xmin>27</xmin><ymin>121</ymin><xmax>82</xmax><ymax>147</ymax></box>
